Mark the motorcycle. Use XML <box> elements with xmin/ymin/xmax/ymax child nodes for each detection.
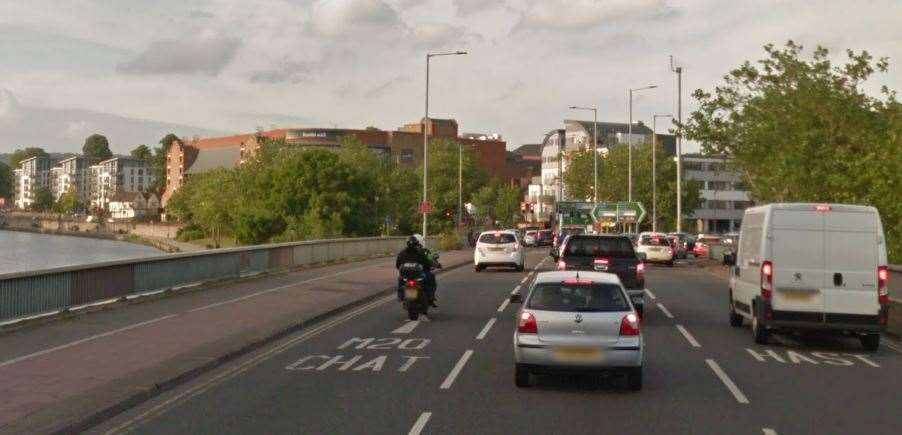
<box><xmin>398</xmin><ymin>262</ymin><xmax>430</xmax><ymax>320</ymax></box>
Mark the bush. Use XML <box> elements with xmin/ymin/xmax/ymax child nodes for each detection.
<box><xmin>176</xmin><ymin>224</ymin><xmax>206</xmax><ymax>241</ymax></box>
<box><xmin>438</xmin><ymin>231</ymin><xmax>462</xmax><ymax>251</ymax></box>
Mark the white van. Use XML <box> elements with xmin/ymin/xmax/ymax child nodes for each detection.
<box><xmin>727</xmin><ymin>203</ymin><xmax>889</xmax><ymax>350</ymax></box>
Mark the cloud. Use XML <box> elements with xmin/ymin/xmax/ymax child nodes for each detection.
<box><xmin>310</xmin><ymin>0</ymin><xmax>403</xmax><ymax>38</ymax></box>
<box><xmin>117</xmin><ymin>30</ymin><xmax>240</xmax><ymax>76</ymax></box>
<box><xmin>249</xmin><ymin>61</ymin><xmax>318</xmax><ymax>84</ymax></box>
<box><xmin>0</xmin><ymin>89</ymin><xmax>23</xmax><ymax>125</ymax></box>
<box><xmin>409</xmin><ymin>22</ymin><xmax>466</xmax><ymax>48</ymax></box>
<box><xmin>188</xmin><ymin>9</ymin><xmax>215</xmax><ymax>19</ymax></box>
<box><xmin>515</xmin><ymin>0</ymin><xmax>675</xmax><ymax>32</ymax></box>
<box><xmin>453</xmin><ymin>0</ymin><xmax>502</xmax><ymax>16</ymax></box>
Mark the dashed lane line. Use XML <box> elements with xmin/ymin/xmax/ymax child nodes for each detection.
<box><xmin>497</xmin><ymin>298</ymin><xmax>510</xmax><ymax>313</ymax></box>
<box><xmin>440</xmin><ymin>350</ymin><xmax>474</xmax><ymax>389</ymax></box>
<box><xmin>676</xmin><ymin>324</ymin><xmax>701</xmax><ymax>348</ymax></box>
<box><xmin>706</xmin><ymin>359</ymin><xmax>750</xmax><ymax>404</ymax></box>
<box><xmin>762</xmin><ymin>428</ymin><xmax>778</xmax><ymax>435</ymax></box>
<box><xmin>657</xmin><ymin>303</ymin><xmax>675</xmax><ymax>319</ymax></box>
<box><xmin>644</xmin><ymin>288</ymin><xmax>657</xmax><ymax>300</ymax></box>
<box><xmin>407</xmin><ymin>412</ymin><xmax>432</xmax><ymax>435</ymax></box>
<box><xmin>476</xmin><ymin>318</ymin><xmax>496</xmax><ymax>340</ymax></box>
<box><xmin>392</xmin><ymin>321</ymin><xmax>420</xmax><ymax>334</ymax></box>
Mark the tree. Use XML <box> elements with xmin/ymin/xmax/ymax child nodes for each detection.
<box><xmin>684</xmin><ymin>41</ymin><xmax>902</xmax><ymax>261</ymax></box>
<box><xmin>471</xmin><ymin>182</ymin><xmax>524</xmax><ymax>229</ymax></box>
<box><xmin>10</xmin><ymin>147</ymin><xmax>49</xmax><ymax>168</ymax></box>
<box><xmin>416</xmin><ymin>138</ymin><xmax>489</xmax><ymax>233</ymax></box>
<box><xmin>53</xmin><ymin>186</ymin><xmax>80</xmax><ymax>214</ymax></box>
<box><xmin>130</xmin><ymin>144</ymin><xmax>152</xmax><ymax>161</ymax></box>
<box><xmin>83</xmin><ymin>134</ymin><xmax>113</xmax><ymax>160</ymax></box>
<box><xmin>0</xmin><ymin>161</ymin><xmax>11</xmax><ymax>199</ymax></box>
<box><xmin>31</xmin><ymin>186</ymin><xmax>54</xmax><ymax>212</ymax></box>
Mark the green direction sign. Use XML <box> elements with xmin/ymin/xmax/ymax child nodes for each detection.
<box><xmin>591</xmin><ymin>202</ymin><xmax>646</xmax><ymax>225</ymax></box>
<box><xmin>557</xmin><ymin>201</ymin><xmax>596</xmax><ymax>226</ymax></box>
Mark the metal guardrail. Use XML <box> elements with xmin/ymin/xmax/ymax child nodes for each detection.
<box><xmin>0</xmin><ymin>237</ymin><xmax>411</xmax><ymax>323</ymax></box>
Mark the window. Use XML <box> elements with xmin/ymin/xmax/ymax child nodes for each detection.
<box><xmin>478</xmin><ymin>233</ymin><xmax>516</xmax><ymax>244</ymax></box>
<box><xmin>527</xmin><ymin>283</ymin><xmax>628</xmax><ymax>312</ymax></box>
<box><xmin>707</xmin><ymin>181</ymin><xmax>729</xmax><ymax>190</ymax></box>
<box><xmin>708</xmin><ymin>162</ymin><xmax>726</xmax><ymax>172</ymax></box>
<box><xmin>564</xmin><ymin>236</ymin><xmax>635</xmax><ymax>258</ymax></box>
<box><xmin>683</xmin><ymin>161</ymin><xmax>704</xmax><ymax>171</ymax></box>
<box><xmin>733</xmin><ymin>200</ymin><xmax>753</xmax><ymax>209</ymax></box>
<box><xmin>707</xmin><ymin>200</ymin><xmax>728</xmax><ymax>209</ymax></box>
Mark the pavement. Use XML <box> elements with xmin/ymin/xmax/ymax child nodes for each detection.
<box><xmin>0</xmin><ymin>249</ymin><xmax>474</xmax><ymax>434</ymax></box>
<box><xmin>60</xmin><ymin>249</ymin><xmax>902</xmax><ymax>435</ymax></box>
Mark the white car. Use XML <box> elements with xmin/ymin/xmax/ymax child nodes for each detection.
<box><xmin>523</xmin><ymin>230</ymin><xmax>538</xmax><ymax>247</ymax></box>
<box><xmin>636</xmin><ymin>232</ymin><xmax>675</xmax><ymax>266</ymax></box>
<box><xmin>727</xmin><ymin>203</ymin><xmax>889</xmax><ymax>350</ymax></box>
<box><xmin>474</xmin><ymin>230</ymin><xmax>525</xmax><ymax>271</ymax></box>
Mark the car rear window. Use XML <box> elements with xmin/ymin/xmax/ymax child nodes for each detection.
<box><xmin>527</xmin><ymin>283</ymin><xmax>629</xmax><ymax>312</ymax></box>
<box><xmin>641</xmin><ymin>236</ymin><xmax>670</xmax><ymax>246</ymax></box>
<box><xmin>563</xmin><ymin>237</ymin><xmax>635</xmax><ymax>257</ymax></box>
<box><xmin>479</xmin><ymin>233</ymin><xmax>516</xmax><ymax>244</ymax></box>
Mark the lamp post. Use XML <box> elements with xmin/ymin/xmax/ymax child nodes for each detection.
<box><xmin>569</xmin><ymin>106</ymin><xmax>598</xmax><ymax>204</ymax></box>
<box><xmin>422</xmin><ymin>50</ymin><xmax>467</xmax><ymax>244</ymax></box>
<box><xmin>652</xmin><ymin>114</ymin><xmax>672</xmax><ymax>233</ymax></box>
<box><xmin>670</xmin><ymin>56</ymin><xmax>683</xmax><ymax>232</ymax></box>
<box><xmin>628</xmin><ymin>85</ymin><xmax>657</xmax><ymax>203</ymax></box>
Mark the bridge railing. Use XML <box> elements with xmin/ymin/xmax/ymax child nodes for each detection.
<box><xmin>0</xmin><ymin>237</ymin><xmax>411</xmax><ymax>323</ymax></box>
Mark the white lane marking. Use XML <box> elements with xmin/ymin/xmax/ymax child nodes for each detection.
<box><xmin>104</xmin><ymin>295</ymin><xmax>395</xmax><ymax>435</ymax></box>
<box><xmin>476</xmin><ymin>318</ymin><xmax>496</xmax><ymax>340</ymax></box>
<box><xmin>0</xmin><ymin>315</ymin><xmax>177</xmax><ymax>368</ymax></box>
<box><xmin>408</xmin><ymin>412</ymin><xmax>432</xmax><ymax>435</ymax></box>
<box><xmin>883</xmin><ymin>340</ymin><xmax>902</xmax><ymax>354</ymax></box>
<box><xmin>520</xmin><ymin>276</ymin><xmax>529</xmax><ymax>284</ymax></box>
<box><xmin>657</xmin><ymin>303</ymin><xmax>675</xmax><ymax>319</ymax></box>
<box><xmin>706</xmin><ymin>359</ymin><xmax>749</xmax><ymax>404</ymax></box>
<box><xmin>188</xmin><ymin>263</ymin><xmax>383</xmax><ymax>313</ymax></box>
<box><xmin>497</xmin><ymin>298</ymin><xmax>510</xmax><ymax>313</ymax></box>
<box><xmin>440</xmin><ymin>350</ymin><xmax>474</xmax><ymax>389</ymax></box>
<box><xmin>676</xmin><ymin>324</ymin><xmax>701</xmax><ymax>348</ymax></box>
<box><xmin>644</xmin><ymin>288</ymin><xmax>657</xmax><ymax>300</ymax></box>
<box><xmin>392</xmin><ymin>321</ymin><xmax>420</xmax><ymax>334</ymax></box>
<box><xmin>511</xmin><ymin>285</ymin><xmax>521</xmax><ymax>295</ymax></box>
<box><xmin>762</xmin><ymin>429</ymin><xmax>778</xmax><ymax>435</ymax></box>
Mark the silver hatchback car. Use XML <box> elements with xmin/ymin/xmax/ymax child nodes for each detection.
<box><xmin>511</xmin><ymin>271</ymin><xmax>644</xmax><ymax>389</ymax></box>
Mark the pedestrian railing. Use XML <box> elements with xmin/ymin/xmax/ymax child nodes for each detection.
<box><xmin>0</xmin><ymin>237</ymin><xmax>410</xmax><ymax>323</ymax></box>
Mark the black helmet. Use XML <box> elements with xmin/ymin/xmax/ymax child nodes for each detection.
<box><xmin>406</xmin><ymin>235</ymin><xmax>421</xmax><ymax>248</ymax></box>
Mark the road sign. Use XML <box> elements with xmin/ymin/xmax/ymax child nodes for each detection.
<box><xmin>589</xmin><ymin>202</ymin><xmax>646</xmax><ymax>225</ymax></box>
<box><xmin>418</xmin><ymin>201</ymin><xmax>433</xmax><ymax>214</ymax></box>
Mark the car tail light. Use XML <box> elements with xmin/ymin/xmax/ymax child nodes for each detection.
<box><xmin>619</xmin><ymin>313</ymin><xmax>640</xmax><ymax>336</ymax></box>
<box><xmin>518</xmin><ymin>312</ymin><xmax>538</xmax><ymax>334</ymax></box>
<box><xmin>878</xmin><ymin>265</ymin><xmax>889</xmax><ymax>305</ymax></box>
<box><xmin>761</xmin><ymin>261</ymin><xmax>773</xmax><ymax>300</ymax></box>
<box><xmin>557</xmin><ymin>260</ymin><xmax>566</xmax><ymax>270</ymax></box>
<box><xmin>815</xmin><ymin>204</ymin><xmax>832</xmax><ymax>212</ymax></box>
<box><xmin>563</xmin><ymin>278</ymin><xmax>593</xmax><ymax>285</ymax></box>
<box><xmin>637</xmin><ymin>262</ymin><xmax>645</xmax><ymax>279</ymax></box>
<box><xmin>405</xmin><ymin>279</ymin><xmax>417</xmax><ymax>287</ymax></box>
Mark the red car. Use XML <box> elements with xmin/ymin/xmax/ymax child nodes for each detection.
<box><xmin>693</xmin><ymin>235</ymin><xmax>721</xmax><ymax>257</ymax></box>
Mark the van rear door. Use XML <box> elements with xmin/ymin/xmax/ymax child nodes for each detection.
<box><xmin>823</xmin><ymin>210</ymin><xmax>879</xmax><ymax>316</ymax></box>
<box><xmin>770</xmin><ymin>209</ymin><xmax>825</xmax><ymax>313</ymax></box>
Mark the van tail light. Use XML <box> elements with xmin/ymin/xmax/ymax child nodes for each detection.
<box><xmin>619</xmin><ymin>313</ymin><xmax>641</xmax><ymax>336</ymax></box>
<box><xmin>406</xmin><ymin>279</ymin><xmax>417</xmax><ymax>288</ymax></box>
<box><xmin>878</xmin><ymin>265</ymin><xmax>889</xmax><ymax>305</ymax></box>
<box><xmin>761</xmin><ymin>261</ymin><xmax>773</xmax><ymax>300</ymax></box>
<box><xmin>518</xmin><ymin>312</ymin><xmax>538</xmax><ymax>334</ymax></box>
<box><xmin>637</xmin><ymin>262</ymin><xmax>645</xmax><ymax>279</ymax></box>
<box><xmin>557</xmin><ymin>260</ymin><xmax>566</xmax><ymax>270</ymax></box>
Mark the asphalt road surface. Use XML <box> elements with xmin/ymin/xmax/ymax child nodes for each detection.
<box><xmin>89</xmin><ymin>250</ymin><xmax>902</xmax><ymax>435</ymax></box>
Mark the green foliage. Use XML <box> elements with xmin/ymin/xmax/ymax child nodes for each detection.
<box><xmin>684</xmin><ymin>41</ymin><xmax>902</xmax><ymax>261</ymax></box>
<box><xmin>83</xmin><ymin>134</ymin><xmax>113</xmax><ymax>160</ymax></box>
<box><xmin>0</xmin><ymin>161</ymin><xmax>11</xmax><ymax>199</ymax></box>
<box><xmin>148</xmin><ymin>133</ymin><xmax>180</xmax><ymax>195</ymax></box>
<box><xmin>438</xmin><ymin>230</ymin><xmax>462</xmax><ymax>251</ymax></box>
<box><xmin>53</xmin><ymin>186</ymin><xmax>81</xmax><ymax>214</ymax></box>
<box><xmin>10</xmin><ymin>147</ymin><xmax>49</xmax><ymax>168</ymax></box>
<box><xmin>416</xmin><ymin>138</ymin><xmax>489</xmax><ymax>233</ymax></box>
<box><xmin>471</xmin><ymin>181</ymin><xmax>524</xmax><ymax>229</ymax></box>
<box><xmin>563</xmin><ymin>141</ymin><xmax>702</xmax><ymax>232</ymax></box>
<box><xmin>175</xmin><ymin>224</ymin><xmax>206</xmax><ymax>242</ymax></box>
<box><xmin>31</xmin><ymin>186</ymin><xmax>54</xmax><ymax>212</ymax></box>
<box><xmin>130</xmin><ymin>144</ymin><xmax>153</xmax><ymax>161</ymax></box>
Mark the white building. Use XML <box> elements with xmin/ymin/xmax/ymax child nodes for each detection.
<box><xmin>89</xmin><ymin>157</ymin><xmax>154</xmax><ymax>210</ymax></box>
<box><xmin>682</xmin><ymin>153</ymin><xmax>753</xmax><ymax>233</ymax></box>
<box><xmin>108</xmin><ymin>192</ymin><xmax>160</xmax><ymax>220</ymax></box>
<box><xmin>15</xmin><ymin>156</ymin><xmax>56</xmax><ymax>209</ymax></box>
<box><xmin>55</xmin><ymin>156</ymin><xmax>100</xmax><ymax>204</ymax></box>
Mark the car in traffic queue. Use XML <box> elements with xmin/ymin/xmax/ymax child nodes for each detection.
<box><xmin>693</xmin><ymin>234</ymin><xmax>722</xmax><ymax>258</ymax></box>
<box><xmin>536</xmin><ymin>229</ymin><xmax>554</xmax><ymax>247</ymax></box>
<box><xmin>551</xmin><ymin>234</ymin><xmax>646</xmax><ymax>316</ymax></box>
<box><xmin>474</xmin><ymin>230</ymin><xmax>526</xmax><ymax>272</ymax></box>
<box><xmin>510</xmin><ymin>271</ymin><xmax>644</xmax><ymax>390</ymax></box>
<box><xmin>523</xmin><ymin>230</ymin><xmax>538</xmax><ymax>247</ymax></box>
<box><xmin>667</xmin><ymin>232</ymin><xmax>692</xmax><ymax>258</ymax></box>
<box><xmin>636</xmin><ymin>232</ymin><xmax>675</xmax><ymax>267</ymax></box>
<box><xmin>727</xmin><ymin>203</ymin><xmax>890</xmax><ymax>350</ymax></box>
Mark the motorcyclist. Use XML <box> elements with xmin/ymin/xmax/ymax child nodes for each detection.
<box><xmin>395</xmin><ymin>234</ymin><xmax>439</xmax><ymax>307</ymax></box>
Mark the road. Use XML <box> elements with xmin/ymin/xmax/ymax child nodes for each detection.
<box><xmin>89</xmin><ymin>250</ymin><xmax>902</xmax><ymax>435</ymax></box>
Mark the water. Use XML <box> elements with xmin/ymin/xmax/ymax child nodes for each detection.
<box><xmin>0</xmin><ymin>230</ymin><xmax>164</xmax><ymax>274</ymax></box>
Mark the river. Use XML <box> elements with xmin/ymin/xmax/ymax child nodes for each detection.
<box><xmin>0</xmin><ymin>230</ymin><xmax>164</xmax><ymax>275</ymax></box>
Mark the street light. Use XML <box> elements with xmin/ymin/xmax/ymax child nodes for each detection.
<box><xmin>652</xmin><ymin>114</ymin><xmax>672</xmax><ymax>233</ymax></box>
<box><xmin>628</xmin><ymin>85</ymin><xmax>657</xmax><ymax>204</ymax></box>
<box><xmin>670</xmin><ymin>55</ymin><xmax>683</xmax><ymax>232</ymax></box>
<box><xmin>423</xmin><ymin>50</ymin><xmax>467</xmax><ymax>244</ymax></box>
<box><xmin>569</xmin><ymin>106</ymin><xmax>598</xmax><ymax>204</ymax></box>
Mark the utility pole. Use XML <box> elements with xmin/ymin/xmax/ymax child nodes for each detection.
<box><xmin>653</xmin><ymin>114</ymin><xmax>672</xmax><ymax>233</ymax></box>
<box><xmin>671</xmin><ymin>55</ymin><xmax>683</xmax><ymax>233</ymax></box>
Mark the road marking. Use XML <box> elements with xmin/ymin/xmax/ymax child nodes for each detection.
<box><xmin>511</xmin><ymin>285</ymin><xmax>521</xmax><ymax>295</ymax></box>
<box><xmin>520</xmin><ymin>276</ymin><xmax>529</xmax><ymax>284</ymax></box>
<box><xmin>104</xmin><ymin>295</ymin><xmax>394</xmax><ymax>435</ymax></box>
<box><xmin>497</xmin><ymin>298</ymin><xmax>510</xmax><ymax>313</ymax></box>
<box><xmin>0</xmin><ymin>314</ymin><xmax>177</xmax><ymax>368</ymax></box>
<box><xmin>476</xmin><ymin>318</ymin><xmax>496</xmax><ymax>340</ymax></box>
<box><xmin>644</xmin><ymin>289</ymin><xmax>657</xmax><ymax>300</ymax></box>
<box><xmin>392</xmin><ymin>321</ymin><xmax>420</xmax><ymax>334</ymax></box>
<box><xmin>188</xmin><ymin>264</ymin><xmax>382</xmax><ymax>313</ymax></box>
<box><xmin>762</xmin><ymin>429</ymin><xmax>778</xmax><ymax>435</ymax></box>
<box><xmin>676</xmin><ymin>324</ymin><xmax>700</xmax><ymax>348</ymax></box>
<box><xmin>883</xmin><ymin>340</ymin><xmax>902</xmax><ymax>354</ymax></box>
<box><xmin>706</xmin><ymin>359</ymin><xmax>749</xmax><ymax>404</ymax></box>
<box><xmin>408</xmin><ymin>412</ymin><xmax>432</xmax><ymax>435</ymax></box>
<box><xmin>657</xmin><ymin>303</ymin><xmax>675</xmax><ymax>319</ymax></box>
<box><xmin>440</xmin><ymin>350</ymin><xmax>474</xmax><ymax>389</ymax></box>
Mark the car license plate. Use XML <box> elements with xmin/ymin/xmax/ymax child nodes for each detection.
<box><xmin>779</xmin><ymin>290</ymin><xmax>816</xmax><ymax>302</ymax></box>
<box><xmin>488</xmin><ymin>247</ymin><xmax>502</xmax><ymax>252</ymax></box>
<box><xmin>554</xmin><ymin>347</ymin><xmax>602</xmax><ymax>362</ymax></box>
<box><xmin>594</xmin><ymin>265</ymin><xmax>608</xmax><ymax>271</ymax></box>
<box><xmin>404</xmin><ymin>288</ymin><xmax>419</xmax><ymax>300</ymax></box>
<box><xmin>631</xmin><ymin>295</ymin><xmax>644</xmax><ymax>305</ymax></box>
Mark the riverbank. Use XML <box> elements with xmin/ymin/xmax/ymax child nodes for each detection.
<box><xmin>0</xmin><ymin>230</ymin><xmax>165</xmax><ymax>275</ymax></box>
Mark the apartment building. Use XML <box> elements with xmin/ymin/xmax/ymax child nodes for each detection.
<box><xmin>682</xmin><ymin>153</ymin><xmax>753</xmax><ymax>233</ymax></box>
<box><xmin>54</xmin><ymin>156</ymin><xmax>100</xmax><ymax>202</ymax></box>
<box><xmin>14</xmin><ymin>156</ymin><xmax>56</xmax><ymax>209</ymax></box>
<box><xmin>89</xmin><ymin>157</ymin><xmax>154</xmax><ymax>210</ymax></box>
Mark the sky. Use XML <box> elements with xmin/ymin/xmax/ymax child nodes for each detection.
<box><xmin>1</xmin><ymin>0</ymin><xmax>900</xmax><ymax>155</ymax></box>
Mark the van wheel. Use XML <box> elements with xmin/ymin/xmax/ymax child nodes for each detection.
<box><xmin>729</xmin><ymin>293</ymin><xmax>743</xmax><ymax>327</ymax></box>
<box><xmin>752</xmin><ymin>307</ymin><xmax>769</xmax><ymax>344</ymax></box>
<box><xmin>515</xmin><ymin>364</ymin><xmax>531</xmax><ymax>387</ymax></box>
<box><xmin>860</xmin><ymin>333</ymin><xmax>880</xmax><ymax>351</ymax></box>
<box><xmin>474</xmin><ymin>264</ymin><xmax>484</xmax><ymax>272</ymax></box>
<box><xmin>626</xmin><ymin>367</ymin><xmax>643</xmax><ymax>391</ymax></box>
